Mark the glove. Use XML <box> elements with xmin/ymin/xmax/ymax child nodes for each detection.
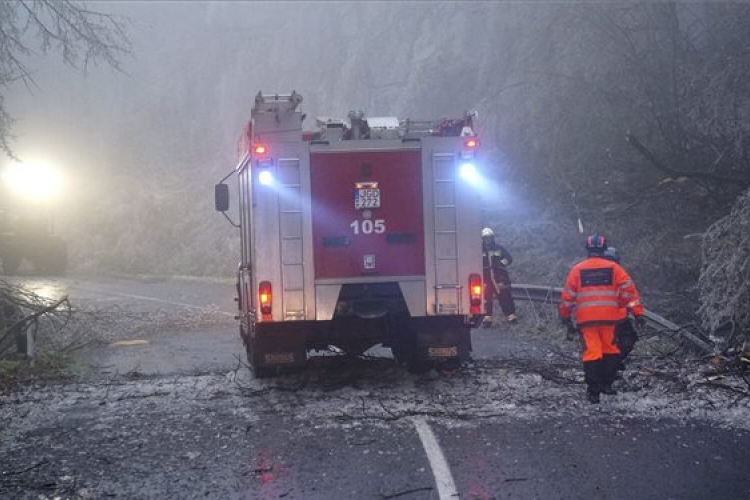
<box><xmin>561</xmin><ymin>318</ymin><xmax>577</xmax><ymax>340</ymax></box>
<box><xmin>635</xmin><ymin>315</ymin><xmax>646</xmax><ymax>332</ymax></box>
<box><xmin>500</xmin><ymin>258</ymin><xmax>510</xmax><ymax>267</ymax></box>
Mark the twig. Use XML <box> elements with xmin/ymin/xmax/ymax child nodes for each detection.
<box><xmin>697</xmin><ymin>380</ymin><xmax>749</xmax><ymax>397</ymax></box>
<box><xmin>380</xmin><ymin>486</ymin><xmax>433</xmax><ymax>499</ymax></box>
<box><xmin>2</xmin><ymin>459</ymin><xmax>49</xmax><ymax>476</ymax></box>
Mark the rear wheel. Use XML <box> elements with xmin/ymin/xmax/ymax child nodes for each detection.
<box><xmin>406</xmin><ymin>354</ymin><xmax>431</xmax><ymax>375</ymax></box>
<box><xmin>391</xmin><ymin>329</ymin><xmax>431</xmax><ymax>374</ymax></box>
<box><xmin>338</xmin><ymin>340</ymin><xmax>375</xmax><ymax>358</ymax></box>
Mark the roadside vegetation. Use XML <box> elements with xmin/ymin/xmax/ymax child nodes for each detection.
<box><xmin>0</xmin><ymin>0</ymin><xmax>128</xmax><ymax>383</ymax></box>
<box><xmin>0</xmin><ymin>280</ymin><xmax>78</xmax><ymax>385</ymax></box>
<box><xmin>698</xmin><ymin>189</ymin><xmax>750</xmax><ymax>359</ymax></box>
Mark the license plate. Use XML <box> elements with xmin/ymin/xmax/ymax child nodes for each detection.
<box><xmin>264</xmin><ymin>353</ymin><xmax>295</xmax><ymax>364</ymax></box>
<box><xmin>427</xmin><ymin>346</ymin><xmax>458</xmax><ymax>358</ymax></box>
<box><xmin>354</xmin><ymin>188</ymin><xmax>380</xmax><ymax>209</ymax></box>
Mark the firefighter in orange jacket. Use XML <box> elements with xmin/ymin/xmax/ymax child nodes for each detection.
<box><xmin>559</xmin><ymin>235</ymin><xmax>645</xmax><ymax>404</ymax></box>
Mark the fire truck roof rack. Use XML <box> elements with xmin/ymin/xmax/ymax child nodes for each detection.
<box><xmin>401</xmin><ymin>117</ymin><xmax>476</xmax><ymax>139</ymax></box>
<box><xmin>400</xmin><ymin>119</ymin><xmax>438</xmax><ymax>138</ymax></box>
<box><xmin>316</xmin><ymin>117</ymin><xmax>347</xmax><ymax>141</ymax></box>
<box><xmin>253</xmin><ymin>91</ymin><xmax>303</xmax><ymax>114</ymax></box>
<box><xmin>304</xmin><ymin>105</ymin><xmax>477</xmax><ymax>142</ymax></box>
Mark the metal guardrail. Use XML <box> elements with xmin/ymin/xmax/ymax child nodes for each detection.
<box><xmin>511</xmin><ymin>284</ymin><xmax>714</xmax><ymax>354</ymax></box>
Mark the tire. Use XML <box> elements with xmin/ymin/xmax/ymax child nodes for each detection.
<box><xmin>391</xmin><ymin>332</ymin><xmax>412</xmax><ymax>366</ymax></box>
<box><xmin>438</xmin><ymin>357</ymin><xmax>463</xmax><ymax>372</ymax></box>
<box><xmin>338</xmin><ymin>341</ymin><xmax>373</xmax><ymax>358</ymax></box>
<box><xmin>406</xmin><ymin>356</ymin><xmax>431</xmax><ymax>375</ymax></box>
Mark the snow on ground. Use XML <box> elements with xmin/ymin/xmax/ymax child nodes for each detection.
<box><xmin>2</xmin><ymin>299</ymin><xmax>748</xmax><ymax>483</ymax></box>
<box><xmin>2</xmin><ymin>348</ymin><xmax>748</xmax><ymax>445</ymax></box>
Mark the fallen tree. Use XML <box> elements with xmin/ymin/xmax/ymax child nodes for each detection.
<box><xmin>698</xmin><ymin>188</ymin><xmax>750</xmax><ymax>361</ymax></box>
<box><xmin>0</xmin><ymin>280</ymin><xmax>71</xmax><ymax>361</ymax></box>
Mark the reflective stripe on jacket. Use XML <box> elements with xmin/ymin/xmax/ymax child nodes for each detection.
<box><xmin>558</xmin><ymin>256</ymin><xmax>643</xmax><ymax>327</ymax></box>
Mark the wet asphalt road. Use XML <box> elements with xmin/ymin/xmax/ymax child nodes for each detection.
<box><xmin>2</xmin><ymin>275</ymin><xmax>750</xmax><ymax>500</ymax></box>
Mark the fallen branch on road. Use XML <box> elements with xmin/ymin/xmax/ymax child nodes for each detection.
<box><xmin>1</xmin><ymin>459</ymin><xmax>49</xmax><ymax>475</ymax></box>
<box><xmin>380</xmin><ymin>486</ymin><xmax>434</xmax><ymax>499</ymax></box>
<box><xmin>1</xmin><ymin>280</ymin><xmax>72</xmax><ymax>360</ymax></box>
<box><xmin>695</xmin><ymin>379</ymin><xmax>750</xmax><ymax>398</ymax></box>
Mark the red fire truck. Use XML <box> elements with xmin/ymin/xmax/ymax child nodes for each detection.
<box><xmin>215</xmin><ymin>91</ymin><xmax>485</xmax><ymax>377</ymax></box>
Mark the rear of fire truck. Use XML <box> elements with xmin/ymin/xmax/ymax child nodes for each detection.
<box><xmin>216</xmin><ymin>91</ymin><xmax>485</xmax><ymax>377</ymax></box>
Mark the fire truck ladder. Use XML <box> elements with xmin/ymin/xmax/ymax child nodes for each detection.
<box><xmin>278</xmin><ymin>158</ymin><xmax>305</xmax><ymax>321</ymax></box>
<box><xmin>432</xmin><ymin>153</ymin><xmax>461</xmax><ymax>314</ymax></box>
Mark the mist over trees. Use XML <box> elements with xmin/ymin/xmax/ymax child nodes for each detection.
<box><xmin>0</xmin><ymin>0</ymin><xmax>128</xmax><ymax>155</ymax></box>
<box><xmin>4</xmin><ymin>2</ymin><xmax>750</xmax><ymax>328</ymax></box>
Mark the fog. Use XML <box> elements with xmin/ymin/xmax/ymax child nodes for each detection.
<box><xmin>5</xmin><ymin>2</ymin><xmax>749</xmax><ymax>282</ymax></box>
<box><xmin>6</xmin><ymin>2</ymin><xmax>537</xmax><ymax>276</ymax></box>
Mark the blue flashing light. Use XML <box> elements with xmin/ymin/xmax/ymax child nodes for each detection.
<box><xmin>459</xmin><ymin>162</ymin><xmax>479</xmax><ymax>183</ymax></box>
<box><xmin>258</xmin><ymin>170</ymin><xmax>274</xmax><ymax>185</ymax></box>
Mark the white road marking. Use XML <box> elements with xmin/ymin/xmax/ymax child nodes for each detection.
<box><xmin>101</xmin><ymin>290</ymin><xmax>233</xmax><ymax>314</ymax></box>
<box><xmin>412</xmin><ymin>417</ymin><xmax>458</xmax><ymax>500</ymax></box>
<box><xmin>110</xmin><ymin>340</ymin><xmax>150</xmax><ymax>347</ymax></box>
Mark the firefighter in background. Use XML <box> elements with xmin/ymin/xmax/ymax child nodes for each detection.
<box><xmin>559</xmin><ymin>235</ymin><xmax>645</xmax><ymax>404</ymax></box>
<box><xmin>481</xmin><ymin>227</ymin><xmax>518</xmax><ymax>326</ymax></box>
<box><xmin>602</xmin><ymin>246</ymin><xmax>640</xmax><ymax>371</ymax></box>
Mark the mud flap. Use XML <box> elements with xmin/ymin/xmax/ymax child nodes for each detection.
<box><xmin>410</xmin><ymin>316</ymin><xmax>472</xmax><ymax>371</ymax></box>
<box><xmin>249</xmin><ymin>322</ymin><xmax>309</xmax><ymax>377</ymax></box>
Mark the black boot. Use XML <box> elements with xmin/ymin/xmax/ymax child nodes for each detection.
<box><xmin>586</xmin><ymin>387</ymin><xmax>600</xmax><ymax>404</ymax></box>
<box><xmin>601</xmin><ymin>354</ymin><xmax>620</xmax><ymax>395</ymax></box>
<box><xmin>601</xmin><ymin>385</ymin><xmax>617</xmax><ymax>396</ymax></box>
<box><xmin>583</xmin><ymin>360</ymin><xmax>603</xmax><ymax>404</ymax></box>
<box><xmin>616</xmin><ymin>357</ymin><xmax>626</xmax><ymax>372</ymax></box>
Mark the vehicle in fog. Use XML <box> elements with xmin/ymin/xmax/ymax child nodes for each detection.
<box><xmin>216</xmin><ymin>91</ymin><xmax>485</xmax><ymax>376</ymax></box>
<box><xmin>0</xmin><ymin>160</ymin><xmax>67</xmax><ymax>275</ymax></box>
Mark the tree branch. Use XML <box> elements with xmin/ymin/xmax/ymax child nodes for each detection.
<box><xmin>625</xmin><ymin>132</ymin><xmax>750</xmax><ymax>187</ymax></box>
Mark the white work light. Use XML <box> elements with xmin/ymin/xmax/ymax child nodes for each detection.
<box><xmin>1</xmin><ymin>159</ymin><xmax>63</xmax><ymax>203</ymax></box>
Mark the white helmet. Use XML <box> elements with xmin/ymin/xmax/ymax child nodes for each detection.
<box><xmin>481</xmin><ymin>227</ymin><xmax>495</xmax><ymax>238</ymax></box>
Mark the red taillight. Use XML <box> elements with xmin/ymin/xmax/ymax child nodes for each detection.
<box><xmin>469</xmin><ymin>273</ymin><xmax>482</xmax><ymax>314</ymax></box>
<box><xmin>254</xmin><ymin>144</ymin><xmax>267</xmax><ymax>155</ymax></box>
<box><xmin>259</xmin><ymin>281</ymin><xmax>272</xmax><ymax>317</ymax></box>
<box><xmin>461</xmin><ymin>137</ymin><xmax>478</xmax><ymax>160</ymax></box>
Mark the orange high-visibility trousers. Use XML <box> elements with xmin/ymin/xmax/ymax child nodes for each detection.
<box><xmin>580</xmin><ymin>324</ymin><xmax>620</xmax><ymax>362</ymax></box>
